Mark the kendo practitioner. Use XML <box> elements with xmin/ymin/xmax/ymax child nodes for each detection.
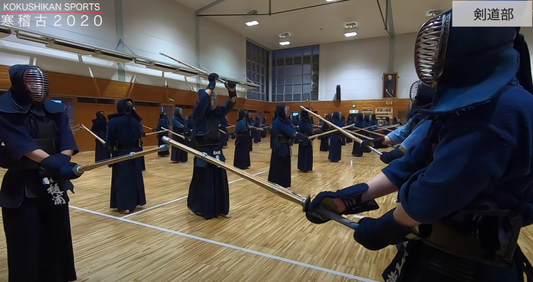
<box><xmin>260</xmin><ymin>116</ymin><xmax>268</xmax><ymax>138</ymax></box>
<box><xmin>319</xmin><ymin>114</ymin><xmax>329</xmax><ymax>152</ymax></box>
<box><xmin>232</xmin><ymin>109</ymin><xmax>251</xmax><ymax>169</ymax></box>
<box><xmin>306</xmin><ymin>11</ymin><xmax>533</xmax><ymax>282</ymax></box>
<box><xmin>91</xmin><ymin>111</ymin><xmax>110</xmax><ymax>162</ymax></box>
<box><xmin>0</xmin><ymin>65</ymin><xmax>81</xmax><ymax>282</ymax></box>
<box><xmin>363</xmin><ymin>80</ymin><xmax>433</xmax><ymax>164</ymax></box>
<box><xmin>269</xmin><ymin>111</ymin><xmax>277</xmax><ymax>150</ymax></box>
<box><xmin>253</xmin><ymin>116</ymin><xmax>262</xmax><ymax>143</ymax></box>
<box><xmin>155</xmin><ymin>112</ymin><xmax>170</xmax><ymax>157</ymax></box>
<box><xmin>137</xmin><ymin>122</ymin><xmax>146</xmax><ymax>171</ymax></box>
<box><xmin>297</xmin><ymin>108</ymin><xmax>314</xmax><ymax>173</ymax></box>
<box><xmin>247</xmin><ymin>112</ymin><xmax>254</xmax><ymax>152</ymax></box>
<box><xmin>351</xmin><ymin>113</ymin><xmax>365</xmax><ymax>157</ymax></box>
<box><xmin>268</xmin><ymin>105</ymin><xmax>309</xmax><ymax>189</ymax></box>
<box><xmin>328</xmin><ymin>111</ymin><xmax>343</xmax><ymax>162</ymax></box>
<box><xmin>340</xmin><ymin>115</ymin><xmax>346</xmax><ymax>146</ymax></box>
<box><xmin>345</xmin><ymin>116</ymin><xmax>354</xmax><ymax>144</ymax></box>
<box><xmin>107</xmin><ymin>98</ymin><xmax>146</xmax><ymax>214</ymax></box>
<box><xmin>185</xmin><ymin>115</ymin><xmax>194</xmax><ymax>142</ymax></box>
<box><xmin>219</xmin><ymin>114</ymin><xmax>229</xmax><ymax>149</ymax></box>
<box><xmin>188</xmin><ymin>74</ymin><xmax>236</xmax><ymax>219</ymax></box>
<box><xmin>170</xmin><ymin>107</ymin><xmax>188</xmax><ymax>163</ymax></box>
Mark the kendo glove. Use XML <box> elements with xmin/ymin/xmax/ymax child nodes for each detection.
<box><xmin>379</xmin><ymin>147</ymin><xmax>404</xmax><ymax>164</ymax></box>
<box><xmin>40</xmin><ymin>154</ymin><xmax>82</xmax><ymax>180</ymax></box>
<box><xmin>361</xmin><ymin>137</ymin><xmax>384</xmax><ymax>148</ymax></box>
<box><xmin>225</xmin><ymin>81</ymin><xmax>237</xmax><ymax>99</ymax></box>
<box><xmin>207</xmin><ymin>73</ymin><xmax>219</xmax><ymax>90</ymax></box>
<box><xmin>354</xmin><ymin>209</ymin><xmax>414</xmax><ymax>251</ymax></box>
<box><xmin>305</xmin><ymin>183</ymin><xmax>379</xmax><ymax>224</ymax></box>
<box><xmin>295</xmin><ymin>133</ymin><xmax>309</xmax><ymax>141</ymax></box>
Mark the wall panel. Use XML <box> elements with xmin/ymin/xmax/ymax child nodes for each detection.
<box><xmin>0</xmin><ymin>64</ymin><xmax>274</xmax><ymax>151</ymax></box>
<box><xmin>277</xmin><ymin>99</ymin><xmax>410</xmax><ymax>122</ymax></box>
<box><xmin>0</xmin><ymin>64</ymin><xmax>410</xmax><ymax>152</ymax></box>
<box><xmin>70</xmin><ymin>101</ymin><xmax>116</xmax><ymax>152</ymax></box>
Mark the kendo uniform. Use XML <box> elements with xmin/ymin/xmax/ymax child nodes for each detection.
<box><xmin>91</xmin><ymin>111</ymin><xmax>110</xmax><ymax>162</ymax></box>
<box><xmin>360</xmin><ymin>115</ymin><xmax>372</xmax><ymax>153</ymax></box>
<box><xmin>155</xmin><ymin>112</ymin><xmax>170</xmax><ymax>157</ymax></box>
<box><xmin>260</xmin><ymin>117</ymin><xmax>268</xmax><ymax>138</ymax></box>
<box><xmin>137</xmin><ymin>123</ymin><xmax>146</xmax><ymax>171</ymax></box>
<box><xmin>307</xmin><ymin>11</ymin><xmax>533</xmax><ymax>282</ymax></box>
<box><xmin>351</xmin><ymin>113</ymin><xmax>365</xmax><ymax>157</ymax></box>
<box><xmin>340</xmin><ymin>116</ymin><xmax>346</xmax><ymax>146</ymax></box>
<box><xmin>269</xmin><ymin>113</ymin><xmax>277</xmax><ymax>150</ymax></box>
<box><xmin>247</xmin><ymin>113</ymin><xmax>254</xmax><ymax>152</ymax></box>
<box><xmin>170</xmin><ymin>107</ymin><xmax>188</xmax><ymax>163</ymax></box>
<box><xmin>0</xmin><ymin>65</ymin><xmax>81</xmax><ymax>282</ymax></box>
<box><xmin>219</xmin><ymin>115</ymin><xmax>229</xmax><ymax>148</ymax></box>
<box><xmin>328</xmin><ymin>111</ymin><xmax>343</xmax><ymax>162</ymax></box>
<box><xmin>253</xmin><ymin>117</ymin><xmax>262</xmax><ymax>143</ymax></box>
<box><xmin>185</xmin><ymin>115</ymin><xmax>194</xmax><ymax>144</ymax></box>
<box><xmin>319</xmin><ymin>117</ymin><xmax>329</xmax><ymax>152</ymax></box>
<box><xmin>297</xmin><ymin>108</ymin><xmax>314</xmax><ymax>173</ymax></box>
<box><xmin>232</xmin><ymin>109</ymin><xmax>251</xmax><ymax>169</ymax></box>
<box><xmin>268</xmin><ymin>105</ymin><xmax>309</xmax><ymax>188</ymax></box>
<box><xmin>107</xmin><ymin>99</ymin><xmax>146</xmax><ymax>214</ymax></box>
<box><xmin>188</xmin><ymin>74</ymin><xmax>236</xmax><ymax>219</ymax></box>
<box><xmin>363</xmin><ymin>81</ymin><xmax>434</xmax><ymax>164</ymax></box>
<box><xmin>346</xmin><ymin>117</ymin><xmax>354</xmax><ymax>144</ymax></box>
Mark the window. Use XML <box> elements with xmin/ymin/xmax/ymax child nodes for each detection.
<box><xmin>272</xmin><ymin>45</ymin><xmax>319</xmax><ymax>102</ymax></box>
<box><xmin>246</xmin><ymin>41</ymin><xmax>269</xmax><ymax>101</ymax></box>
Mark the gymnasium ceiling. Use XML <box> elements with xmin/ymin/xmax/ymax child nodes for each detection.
<box><xmin>174</xmin><ymin>0</ymin><xmax>453</xmax><ymax>50</ymax></box>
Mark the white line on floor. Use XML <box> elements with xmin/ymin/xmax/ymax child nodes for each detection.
<box><xmin>123</xmin><ymin>166</ymin><xmax>278</xmax><ymax>218</ymax></box>
<box><xmin>122</xmin><ymin>195</ymin><xmax>188</xmax><ymax>218</ymax></box>
<box><xmin>70</xmin><ymin>205</ymin><xmax>379</xmax><ymax>282</ymax></box>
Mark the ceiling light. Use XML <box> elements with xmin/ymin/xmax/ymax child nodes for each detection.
<box><xmin>279</xmin><ymin>41</ymin><xmax>290</xmax><ymax>46</ymax></box>
<box><xmin>245</xmin><ymin>20</ymin><xmax>259</xmax><ymax>26</ymax></box>
<box><xmin>326</xmin><ymin>0</ymin><xmax>338</xmax><ymax>2</ymax></box>
<box><xmin>344</xmin><ymin>31</ymin><xmax>357</xmax><ymax>37</ymax></box>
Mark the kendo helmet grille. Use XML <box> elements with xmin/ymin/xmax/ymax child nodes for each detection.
<box><xmin>414</xmin><ymin>13</ymin><xmax>450</xmax><ymax>86</ymax></box>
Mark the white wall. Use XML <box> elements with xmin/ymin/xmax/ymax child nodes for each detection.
<box><xmin>0</xmin><ymin>0</ymin><xmax>247</xmax><ymax>95</ymax></box>
<box><xmin>318</xmin><ymin>33</ymin><xmax>416</xmax><ymax>101</ymax></box>
<box><xmin>319</xmin><ymin>28</ymin><xmax>533</xmax><ymax>101</ymax></box>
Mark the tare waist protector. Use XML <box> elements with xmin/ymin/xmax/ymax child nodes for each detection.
<box><xmin>416</xmin><ymin>198</ymin><xmax>522</xmax><ymax>267</ymax></box>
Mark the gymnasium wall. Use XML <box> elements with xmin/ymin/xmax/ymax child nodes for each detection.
<box><xmin>0</xmin><ymin>65</ymin><xmax>271</xmax><ymax>151</ymax></box>
<box><xmin>318</xmin><ymin>32</ymin><xmax>417</xmax><ymax>101</ymax></box>
<box><xmin>0</xmin><ymin>0</ymin><xmax>246</xmax><ymax>94</ymax></box>
<box><xmin>318</xmin><ymin>27</ymin><xmax>533</xmax><ymax>101</ymax></box>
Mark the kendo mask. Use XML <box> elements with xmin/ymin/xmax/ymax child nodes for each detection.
<box><xmin>414</xmin><ymin>12</ymin><xmax>451</xmax><ymax>86</ymax></box>
<box><xmin>96</xmin><ymin>111</ymin><xmax>105</xmax><ymax>119</ymax></box>
<box><xmin>210</xmin><ymin>92</ymin><xmax>218</xmax><ymax>110</ymax></box>
<box><xmin>125</xmin><ymin>100</ymin><xmax>133</xmax><ymax>113</ymax></box>
<box><xmin>11</xmin><ymin>66</ymin><xmax>50</xmax><ymax>103</ymax></box>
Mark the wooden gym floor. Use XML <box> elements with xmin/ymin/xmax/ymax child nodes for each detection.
<box><xmin>0</xmin><ymin>137</ymin><xmax>532</xmax><ymax>282</ymax></box>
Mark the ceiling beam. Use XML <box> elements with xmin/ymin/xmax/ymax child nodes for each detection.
<box><xmin>385</xmin><ymin>0</ymin><xmax>395</xmax><ymax>37</ymax></box>
<box><xmin>197</xmin><ymin>0</ymin><xmax>352</xmax><ymax>17</ymax></box>
<box><xmin>196</xmin><ymin>0</ymin><xmax>228</xmax><ymax>15</ymax></box>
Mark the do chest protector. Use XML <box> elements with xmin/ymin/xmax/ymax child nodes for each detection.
<box><xmin>194</xmin><ymin>117</ymin><xmax>221</xmax><ymax>148</ymax></box>
<box><xmin>0</xmin><ymin>117</ymin><xmax>59</xmax><ymax>170</ymax></box>
<box><xmin>414</xmin><ymin>118</ymin><xmax>529</xmax><ymax>268</ymax></box>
